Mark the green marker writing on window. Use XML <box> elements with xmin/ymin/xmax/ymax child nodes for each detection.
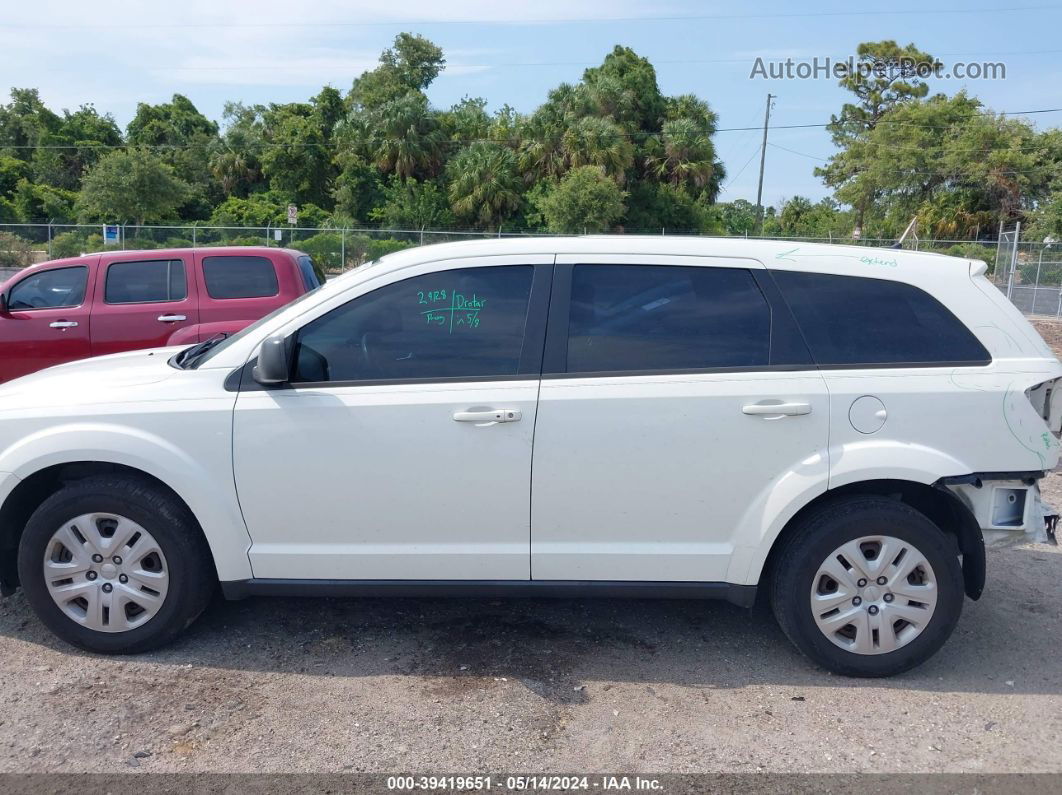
<box><xmin>418</xmin><ymin>289</ymin><xmax>487</xmax><ymax>333</ymax></box>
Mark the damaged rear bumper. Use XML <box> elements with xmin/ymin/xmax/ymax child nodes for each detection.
<box><xmin>941</xmin><ymin>470</ymin><xmax>1057</xmax><ymax>545</ymax></box>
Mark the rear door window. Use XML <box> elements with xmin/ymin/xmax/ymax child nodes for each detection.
<box><xmin>105</xmin><ymin>259</ymin><xmax>187</xmax><ymax>304</ymax></box>
<box><xmin>773</xmin><ymin>271</ymin><xmax>990</xmax><ymax>366</ymax></box>
<box><xmin>564</xmin><ymin>264</ymin><xmax>772</xmax><ymax>373</ymax></box>
<box><xmin>202</xmin><ymin>255</ymin><xmax>279</xmax><ymax>299</ymax></box>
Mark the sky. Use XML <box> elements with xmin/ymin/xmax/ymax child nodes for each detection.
<box><xmin>2</xmin><ymin>1</ymin><xmax>1060</xmax><ymax>208</ymax></box>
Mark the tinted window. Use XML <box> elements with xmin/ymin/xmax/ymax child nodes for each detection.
<box><xmin>202</xmin><ymin>255</ymin><xmax>279</xmax><ymax>299</ymax></box>
<box><xmin>8</xmin><ymin>266</ymin><xmax>87</xmax><ymax>310</ymax></box>
<box><xmin>566</xmin><ymin>264</ymin><xmax>771</xmax><ymax>373</ymax></box>
<box><xmin>293</xmin><ymin>265</ymin><xmax>533</xmax><ymax>382</ymax></box>
<box><xmin>105</xmin><ymin>259</ymin><xmax>186</xmax><ymax>304</ymax></box>
<box><xmin>773</xmin><ymin>271</ymin><xmax>990</xmax><ymax>366</ymax></box>
<box><xmin>297</xmin><ymin>255</ymin><xmax>321</xmax><ymax>291</ymax></box>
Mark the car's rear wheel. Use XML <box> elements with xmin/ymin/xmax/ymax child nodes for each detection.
<box><xmin>770</xmin><ymin>496</ymin><xmax>964</xmax><ymax>677</ymax></box>
<box><xmin>17</xmin><ymin>475</ymin><xmax>215</xmax><ymax>653</ymax></box>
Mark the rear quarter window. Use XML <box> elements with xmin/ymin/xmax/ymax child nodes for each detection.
<box><xmin>202</xmin><ymin>255</ymin><xmax>279</xmax><ymax>299</ymax></box>
<box><xmin>773</xmin><ymin>270</ymin><xmax>990</xmax><ymax>366</ymax></box>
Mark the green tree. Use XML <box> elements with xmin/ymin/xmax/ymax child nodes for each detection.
<box><xmin>441</xmin><ymin>96</ymin><xmax>491</xmax><ymax>142</ymax></box>
<box><xmin>534</xmin><ymin>165</ymin><xmax>627</xmax><ymax>233</ymax></box>
<box><xmin>581</xmin><ymin>46</ymin><xmax>666</xmax><ymax>132</ymax></box>
<box><xmin>822</xmin><ymin>92</ymin><xmax>1043</xmax><ymax>239</ymax></box>
<box><xmin>210</xmin><ymin>102</ymin><xmax>265</xmax><ymax>198</ymax></box>
<box><xmin>819</xmin><ymin>41</ymin><xmax>939</xmax><ymax>230</ymax></box>
<box><xmin>332</xmin><ymin>155</ymin><xmax>383</xmax><ymax>224</ymax></box>
<box><xmin>761</xmin><ymin>196</ymin><xmax>853</xmax><ymax>238</ymax></box>
<box><xmin>0</xmin><ymin>154</ymin><xmax>30</xmax><ymax>197</ymax></box>
<box><xmin>349</xmin><ymin>33</ymin><xmax>445</xmax><ymax>110</ymax></box>
<box><xmin>259</xmin><ymin>106</ymin><xmax>333</xmax><ymax>207</ymax></box>
<box><xmin>716</xmin><ymin>199</ymin><xmax>760</xmax><ymax>236</ymax></box>
<box><xmin>358</xmin><ymin>92</ymin><xmax>445</xmax><ymax>180</ymax></box>
<box><xmin>644</xmin><ymin>118</ymin><xmax>721</xmax><ymax>195</ymax></box>
<box><xmin>623</xmin><ymin>182</ymin><xmax>720</xmax><ymax>233</ymax></box>
<box><xmin>76</xmin><ymin>148</ymin><xmax>190</xmax><ymax>226</ymax></box>
<box><xmin>0</xmin><ymin>88</ymin><xmax>61</xmax><ymax>157</ymax></box>
<box><xmin>30</xmin><ymin>104</ymin><xmax>122</xmax><ymax>191</ymax></box>
<box><xmin>561</xmin><ymin>116</ymin><xmax>634</xmax><ymax>181</ymax></box>
<box><xmin>209</xmin><ymin>192</ymin><xmax>327</xmax><ymax>228</ymax></box>
<box><xmin>371</xmin><ymin>176</ymin><xmax>454</xmax><ymax>229</ymax></box>
<box><xmin>12</xmin><ymin>178</ymin><xmax>77</xmax><ymax>222</ymax></box>
<box><xmin>446</xmin><ymin>142</ymin><xmax>522</xmax><ymax>230</ymax></box>
<box><xmin>126</xmin><ymin>94</ymin><xmax>221</xmax><ymax>217</ymax></box>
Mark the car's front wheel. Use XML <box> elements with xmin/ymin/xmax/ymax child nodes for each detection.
<box><xmin>17</xmin><ymin>475</ymin><xmax>215</xmax><ymax>654</ymax></box>
<box><xmin>770</xmin><ymin>496</ymin><xmax>965</xmax><ymax>677</ymax></box>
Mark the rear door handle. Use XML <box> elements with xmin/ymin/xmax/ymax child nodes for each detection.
<box><xmin>453</xmin><ymin>409</ymin><xmax>522</xmax><ymax>424</ymax></box>
<box><xmin>742</xmin><ymin>401</ymin><xmax>811</xmax><ymax>418</ymax></box>
<box><xmin>157</xmin><ymin>314</ymin><xmax>186</xmax><ymax>322</ymax></box>
<box><xmin>49</xmin><ymin>321</ymin><xmax>78</xmax><ymax>329</ymax></box>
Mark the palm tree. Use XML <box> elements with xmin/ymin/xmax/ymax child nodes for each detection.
<box><xmin>516</xmin><ymin>113</ymin><xmax>567</xmax><ymax>184</ymax></box>
<box><xmin>447</xmin><ymin>142</ymin><xmax>522</xmax><ymax>230</ymax></box>
<box><xmin>209</xmin><ymin>148</ymin><xmax>259</xmax><ymax>197</ymax></box>
<box><xmin>645</xmin><ymin>118</ymin><xmax>719</xmax><ymax>191</ymax></box>
<box><xmin>365</xmin><ymin>93</ymin><xmax>444</xmax><ymax>180</ymax></box>
<box><xmin>561</xmin><ymin>116</ymin><xmax>634</xmax><ymax>182</ymax></box>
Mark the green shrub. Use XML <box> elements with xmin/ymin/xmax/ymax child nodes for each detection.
<box><xmin>0</xmin><ymin>231</ymin><xmax>36</xmax><ymax>267</ymax></box>
<box><xmin>49</xmin><ymin>230</ymin><xmax>91</xmax><ymax>259</ymax></box>
<box><xmin>295</xmin><ymin>232</ymin><xmax>343</xmax><ymax>270</ymax></box>
<box><xmin>366</xmin><ymin>237</ymin><xmax>413</xmax><ymax>261</ymax></box>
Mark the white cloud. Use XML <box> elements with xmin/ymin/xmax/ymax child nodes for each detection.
<box><xmin>1</xmin><ymin>0</ymin><xmax>675</xmax><ymax>109</ymax></box>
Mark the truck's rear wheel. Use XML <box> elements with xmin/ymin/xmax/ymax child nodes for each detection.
<box><xmin>17</xmin><ymin>475</ymin><xmax>215</xmax><ymax>654</ymax></box>
<box><xmin>770</xmin><ymin>496</ymin><xmax>965</xmax><ymax>677</ymax></box>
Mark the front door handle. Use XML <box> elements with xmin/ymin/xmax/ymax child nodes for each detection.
<box><xmin>49</xmin><ymin>321</ymin><xmax>78</xmax><ymax>329</ymax></box>
<box><xmin>742</xmin><ymin>401</ymin><xmax>811</xmax><ymax>418</ymax></box>
<box><xmin>453</xmin><ymin>409</ymin><xmax>522</xmax><ymax>425</ymax></box>
<box><xmin>157</xmin><ymin>314</ymin><xmax>186</xmax><ymax>322</ymax></box>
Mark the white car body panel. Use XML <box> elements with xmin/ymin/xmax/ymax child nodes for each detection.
<box><xmin>0</xmin><ymin>236</ymin><xmax>1059</xmax><ymax>594</ymax></box>
<box><xmin>0</xmin><ymin>349</ymin><xmax>252</xmax><ymax>580</ymax></box>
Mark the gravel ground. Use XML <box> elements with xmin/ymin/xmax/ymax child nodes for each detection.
<box><xmin>0</xmin><ymin>539</ymin><xmax>1059</xmax><ymax>774</ymax></box>
<box><xmin>0</xmin><ymin>322</ymin><xmax>1060</xmax><ymax>776</ymax></box>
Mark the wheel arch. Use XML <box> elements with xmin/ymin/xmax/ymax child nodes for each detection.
<box><xmin>0</xmin><ymin>454</ymin><xmax>251</xmax><ymax>594</ymax></box>
<box><xmin>756</xmin><ymin>479</ymin><xmax>985</xmax><ymax>602</ymax></box>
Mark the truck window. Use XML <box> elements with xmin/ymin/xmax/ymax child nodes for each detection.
<box><xmin>202</xmin><ymin>256</ymin><xmax>279</xmax><ymax>299</ymax></box>
<box><xmin>105</xmin><ymin>259</ymin><xmax>187</xmax><ymax>304</ymax></box>
<box><xmin>296</xmin><ymin>255</ymin><xmax>322</xmax><ymax>291</ymax></box>
<box><xmin>8</xmin><ymin>266</ymin><xmax>88</xmax><ymax>310</ymax></box>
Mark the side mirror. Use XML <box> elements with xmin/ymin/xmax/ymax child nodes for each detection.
<box><xmin>253</xmin><ymin>334</ymin><xmax>291</xmax><ymax>385</ymax></box>
<box><xmin>0</xmin><ymin>291</ymin><xmax>8</xmax><ymax>313</ymax></box>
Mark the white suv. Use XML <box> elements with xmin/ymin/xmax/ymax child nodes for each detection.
<box><xmin>0</xmin><ymin>237</ymin><xmax>1058</xmax><ymax>676</ymax></box>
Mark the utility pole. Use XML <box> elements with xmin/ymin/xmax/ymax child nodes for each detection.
<box><xmin>754</xmin><ymin>93</ymin><xmax>775</xmax><ymax>235</ymax></box>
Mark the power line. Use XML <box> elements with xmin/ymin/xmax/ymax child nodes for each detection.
<box><xmin>4</xmin><ymin>106</ymin><xmax>1060</xmax><ymax>151</ymax></box>
<box><xmin>3</xmin><ymin>5</ymin><xmax>1057</xmax><ymax>28</ymax></box>
<box><xmin>72</xmin><ymin>47</ymin><xmax>1062</xmax><ymax>72</ymax></box>
<box><xmin>764</xmin><ymin>141</ymin><xmax>1053</xmax><ymax>175</ymax></box>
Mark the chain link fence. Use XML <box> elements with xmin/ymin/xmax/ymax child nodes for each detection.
<box><xmin>3</xmin><ymin>222</ymin><xmax>1060</xmax><ymax>319</ymax></box>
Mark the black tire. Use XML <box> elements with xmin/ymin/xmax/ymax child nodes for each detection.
<box><xmin>17</xmin><ymin>475</ymin><xmax>215</xmax><ymax>654</ymax></box>
<box><xmin>770</xmin><ymin>495</ymin><xmax>964</xmax><ymax>677</ymax></box>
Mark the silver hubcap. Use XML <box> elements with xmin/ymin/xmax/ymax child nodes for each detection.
<box><xmin>42</xmin><ymin>513</ymin><xmax>169</xmax><ymax>633</ymax></box>
<box><xmin>810</xmin><ymin>535</ymin><xmax>937</xmax><ymax>655</ymax></box>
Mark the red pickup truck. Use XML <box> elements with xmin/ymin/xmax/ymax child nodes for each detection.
<box><xmin>0</xmin><ymin>246</ymin><xmax>320</xmax><ymax>383</ymax></box>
